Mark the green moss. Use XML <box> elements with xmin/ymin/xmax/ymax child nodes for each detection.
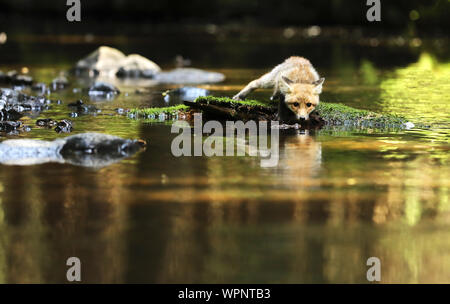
<box><xmin>195</xmin><ymin>95</ymin><xmax>276</xmax><ymax>107</ymax></box>
<box><xmin>129</xmin><ymin>104</ymin><xmax>189</xmax><ymax>118</ymax></box>
<box><xmin>194</xmin><ymin>96</ymin><xmax>407</xmax><ymax>126</ymax></box>
<box><xmin>128</xmin><ymin>96</ymin><xmax>408</xmax><ymax>128</ymax></box>
<box><xmin>315</xmin><ymin>102</ymin><xmax>406</xmax><ymax>126</ymax></box>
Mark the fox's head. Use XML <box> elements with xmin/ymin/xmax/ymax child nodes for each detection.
<box><xmin>281</xmin><ymin>76</ymin><xmax>325</xmax><ymax>121</ymax></box>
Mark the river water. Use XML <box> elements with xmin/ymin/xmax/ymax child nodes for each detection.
<box><xmin>0</xmin><ymin>31</ymin><xmax>448</xmax><ymax>283</ymax></box>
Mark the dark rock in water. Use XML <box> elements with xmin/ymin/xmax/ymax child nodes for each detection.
<box><xmin>0</xmin><ymin>109</ymin><xmax>22</xmax><ymax>121</ymax></box>
<box><xmin>32</xmin><ymin>82</ymin><xmax>48</xmax><ymax>94</ymax></box>
<box><xmin>1</xmin><ymin>88</ymin><xmax>50</xmax><ymax>119</ymax></box>
<box><xmin>55</xmin><ymin>119</ymin><xmax>73</xmax><ymax>133</ymax></box>
<box><xmin>0</xmin><ymin>70</ymin><xmax>16</xmax><ymax>84</ymax></box>
<box><xmin>0</xmin><ymin>121</ymin><xmax>22</xmax><ymax>133</ymax></box>
<box><xmin>11</xmin><ymin>74</ymin><xmax>33</xmax><ymax>86</ymax></box>
<box><xmin>0</xmin><ymin>71</ymin><xmax>10</xmax><ymax>83</ymax></box>
<box><xmin>88</xmin><ymin>82</ymin><xmax>120</xmax><ymax>100</ymax></box>
<box><xmin>61</xmin><ymin>133</ymin><xmax>145</xmax><ymax>156</ymax></box>
<box><xmin>116</xmin><ymin>67</ymin><xmax>157</xmax><ymax>79</ymax></box>
<box><xmin>0</xmin><ymin>133</ymin><xmax>146</xmax><ymax>167</ymax></box>
<box><xmin>88</xmin><ymin>82</ymin><xmax>120</xmax><ymax>95</ymax></box>
<box><xmin>154</xmin><ymin>68</ymin><xmax>225</xmax><ymax>84</ymax></box>
<box><xmin>0</xmin><ymin>71</ymin><xmax>33</xmax><ymax>86</ymax></box>
<box><xmin>36</xmin><ymin>118</ymin><xmax>72</xmax><ymax>133</ymax></box>
<box><xmin>50</xmin><ymin>76</ymin><xmax>69</xmax><ymax>91</ymax></box>
<box><xmin>163</xmin><ymin>86</ymin><xmax>210</xmax><ymax>102</ymax></box>
<box><xmin>68</xmin><ymin>99</ymin><xmax>100</xmax><ymax>114</ymax></box>
<box><xmin>36</xmin><ymin>118</ymin><xmax>57</xmax><ymax>127</ymax></box>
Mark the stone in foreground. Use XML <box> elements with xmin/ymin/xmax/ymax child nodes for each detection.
<box><xmin>0</xmin><ymin>133</ymin><xmax>146</xmax><ymax>167</ymax></box>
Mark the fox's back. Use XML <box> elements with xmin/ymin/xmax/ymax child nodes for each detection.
<box><xmin>273</xmin><ymin>56</ymin><xmax>319</xmax><ymax>85</ymax></box>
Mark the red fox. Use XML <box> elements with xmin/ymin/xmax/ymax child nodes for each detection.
<box><xmin>233</xmin><ymin>56</ymin><xmax>324</xmax><ymax>122</ymax></box>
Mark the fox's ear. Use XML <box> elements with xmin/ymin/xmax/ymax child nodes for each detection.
<box><xmin>313</xmin><ymin>77</ymin><xmax>325</xmax><ymax>94</ymax></box>
<box><xmin>281</xmin><ymin>76</ymin><xmax>294</xmax><ymax>91</ymax></box>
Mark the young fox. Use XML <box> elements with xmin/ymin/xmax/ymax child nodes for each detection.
<box><xmin>233</xmin><ymin>56</ymin><xmax>324</xmax><ymax>121</ymax></box>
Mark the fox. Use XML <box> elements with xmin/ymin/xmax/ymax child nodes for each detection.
<box><xmin>233</xmin><ymin>56</ymin><xmax>325</xmax><ymax>122</ymax></box>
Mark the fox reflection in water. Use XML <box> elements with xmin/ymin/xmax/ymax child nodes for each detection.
<box><xmin>275</xmin><ymin>129</ymin><xmax>322</xmax><ymax>176</ymax></box>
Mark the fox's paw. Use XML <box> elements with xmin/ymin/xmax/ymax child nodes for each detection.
<box><xmin>232</xmin><ymin>94</ymin><xmax>243</xmax><ymax>101</ymax></box>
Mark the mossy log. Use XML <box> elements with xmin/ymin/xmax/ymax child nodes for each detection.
<box><xmin>129</xmin><ymin>96</ymin><xmax>408</xmax><ymax>128</ymax></box>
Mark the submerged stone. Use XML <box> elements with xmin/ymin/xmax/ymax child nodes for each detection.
<box><xmin>1</xmin><ymin>88</ymin><xmax>51</xmax><ymax>119</ymax></box>
<box><xmin>32</xmin><ymin>82</ymin><xmax>48</xmax><ymax>94</ymax></box>
<box><xmin>88</xmin><ymin>82</ymin><xmax>120</xmax><ymax>97</ymax></box>
<box><xmin>0</xmin><ymin>71</ymin><xmax>33</xmax><ymax>86</ymax></box>
<box><xmin>50</xmin><ymin>76</ymin><xmax>69</xmax><ymax>91</ymax></box>
<box><xmin>11</xmin><ymin>74</ymin><xmax>33</xmax><ymax>86</ymax></box>
<box><xmin>0</xmin><ymin>121</ymin><xmax>23</xmax><ymax>133</ymax></box>
<box><xmin>36</xmin><ymin>118</ymin><xmax>57</xmax><ymax>127</ymax></box>
<box><xmin>54</xmin><ymin>119</ymin><xmax>73</xmax><ymax>133</ymax></box>
<box><xmin>0</xmin><ymin>133</ymin><xmax>146</xmax><ymax>167</ymax></box>
<box><xmin>68</xmin><ymin>99</ymin><xmax>100</xmax><ymax>114</ymax></box>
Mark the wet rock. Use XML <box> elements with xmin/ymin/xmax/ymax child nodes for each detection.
<box><xmin>68</xmin><ymin>100</ymin><xmax>100</xmax><ymax>114</ymax></box>
<box><xmin>0</xmin><ymin>71</ymin><xmax>8</xmax><ymax>83</ymax></box>
<box><xmin>154</xmin><ymin>68</ymin><xmax>225</xmax><ymax>84</ymax></box>
<box><xmin>32</xmin><ymin>82</ymin><xmax>48</xmax><ymax>94</ymax></box>
<box><xmin>73</xmin><ymin>47</ymin><xmax>224</xmax><ymax>84</ymax></box>
<box><xmin>50</xmin><ymin>76</ymin><xmax>69</xmax><ymax>91</ymax></box>
<box><xmin>0</xmin><ymin>109</ymin><xmax>22</xmax><ymax>121</ymax></box>
<box><xmin>55</xmin><ymin>119</ymin><xmax>73</xmax><ymax>133</ymax></box>
<box><xmin>36</xmin><ymin>118</ymin><xmax>57</xmax><ymax>127</ymax></box>
<box><xmin>74</xmin><ymin>46</ymin><xmax>126</xmax><ymax>76</ymax></box>
<box><xmin>0</xmin><ymin>71</ymin><xmax>33</xmax><ymax>86</ymax></box>
<box><xmin>0</xmin><ymin>88</ymin><xmax>50</xmax><ymax>119</ymax></box>
<box><xmin>88</xmin><ymin>81</ymin><xmax>120</xmax><ymax>99</ymax></box>
<box><xmin>115</xmin><ymin>54</ymin><xmax>161</xmax><ymax>78</ymax></box>
<box><xmin>74</xmin><ymin>46</ymin><xmax>161</xmax><ymax>80</ymax></box>
<box><xmin>0</xmin><ymin>133</ymin><xmax>146</xmax><ymax>167</ymax></box>
<box><xmin>0</xmin><ymin>70</ymin><xmax>16</xmax><ymax>84</ymax></box>
<box><xmin>11</xmin><ymin>74</ymin><xmax>33</xmax><ymax>86</ymax></box>
<box><xmin>163</xmin><ymin>86</ymin><xmax>210</xmax><ymax>102</ymax></box>
<box><xmin>0</xmin><ymin>121</ymin><xmax>23</xmax><ymax>133</ymax></box>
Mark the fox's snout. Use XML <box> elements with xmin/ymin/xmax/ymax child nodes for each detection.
<box><xmin>296</xmin><ymin>114</ymin><xmax>309</xmax><ymax>121</ymax></box>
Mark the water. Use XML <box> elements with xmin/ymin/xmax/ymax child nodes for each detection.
<box><xmin>0</xmin><ymin>32</ymin><xmax>448</xmax><ymax>283</ymax></box>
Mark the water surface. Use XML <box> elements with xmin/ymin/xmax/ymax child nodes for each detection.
<box><xmin>0</xmin><ymin>33</ymin><xmax>448</xmax><ymax>283</ymax></box>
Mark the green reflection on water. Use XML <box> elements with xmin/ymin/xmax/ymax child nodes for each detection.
<box><xmin>380</xmin><ymin>53</ymin><xmax>450</xmax><ymax>126</ymax></box>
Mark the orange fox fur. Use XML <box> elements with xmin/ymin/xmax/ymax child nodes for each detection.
<box><xmin>233</xmin><ymin>56</ymin><xmax>325</xmax><ymax>121</ymax></box>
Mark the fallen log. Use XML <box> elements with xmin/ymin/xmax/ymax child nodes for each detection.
<box><xmin>129</xmin><ymin>96</ymin><xmax>411</xmax><ymax>129</ymax></box>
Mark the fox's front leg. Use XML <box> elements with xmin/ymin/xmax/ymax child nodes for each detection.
<box><xmin>233</xmin><ymin>73</ymin><xmax>274</xmax><ymax>100</ymax></box>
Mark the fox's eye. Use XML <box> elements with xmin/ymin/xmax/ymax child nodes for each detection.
<box><xmin>306</xmin><ymin>103</ymin><xmax>312</xmax><ymax>107</ymax></box>
<box><xmin>293</xmin><ymin>102</ymin><xmax>299</xmax><ymax>107</ymax></box>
